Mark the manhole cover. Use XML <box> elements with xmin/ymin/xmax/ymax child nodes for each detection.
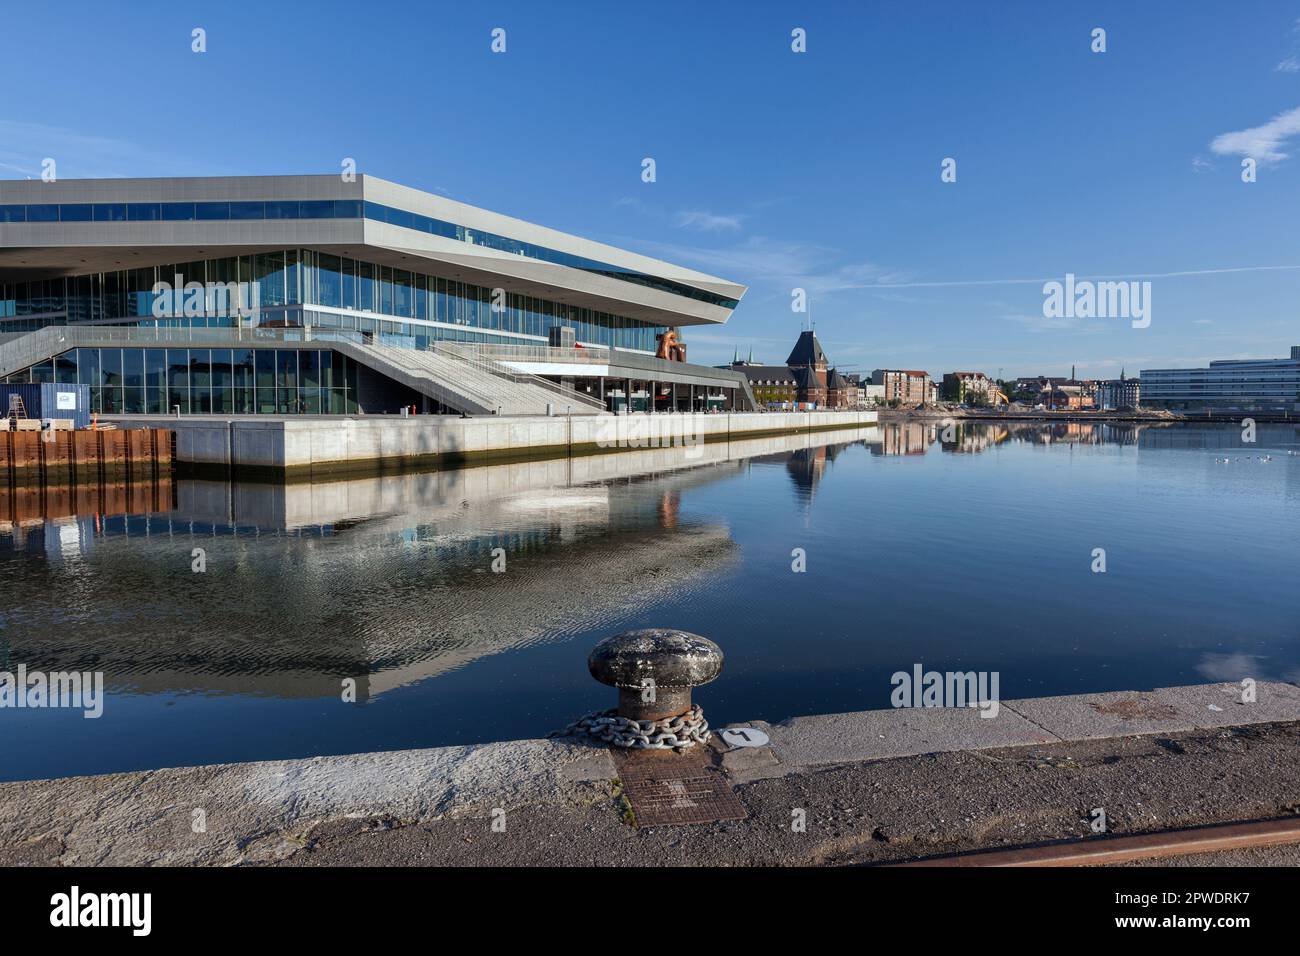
<box><xmin>611</xmin><ymin>747</ymin><xmax>748</xmax><ymax>827</ymax></box>
<box><xmin>720</xmin><ymin>727</ymin><xmax>770</xmax><ymax>748</ymax></box>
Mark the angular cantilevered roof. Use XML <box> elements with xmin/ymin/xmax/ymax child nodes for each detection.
<box><xmin>0</xmin><ymin>174</ymin><xmax>747</xmax><ymax>328</ymax></box>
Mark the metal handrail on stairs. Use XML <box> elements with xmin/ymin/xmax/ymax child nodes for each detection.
<box><xmin>432</xmin><ymin>343</ymin><xmax>606</xmax><ymax>412</ymax></box>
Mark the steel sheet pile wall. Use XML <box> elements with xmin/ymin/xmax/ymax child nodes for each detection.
<box><xmin>0</xmin><ymin>428</ymin><xmax>173</xmax><ymax>483</ymax></box>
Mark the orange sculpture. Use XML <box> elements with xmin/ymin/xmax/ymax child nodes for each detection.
<box><xmin>656</xmin><ymin>328</ymin><xmax>687</xmax><ymax>362</ymax></box>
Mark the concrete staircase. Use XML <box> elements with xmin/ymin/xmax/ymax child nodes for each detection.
<box><xmin>335</xmin><ymin>340</ymin><xmax>605</xmax><ymax>416</ymax></box>
<box><xmin>0</xmin><ymin>327</ymin><xmax>607</xmax><ymax>417</ymax></box>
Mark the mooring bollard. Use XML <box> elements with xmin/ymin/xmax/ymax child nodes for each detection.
<box><xmin>587</xmin><ymin>628</ymin><xmax>723</xmax><ymax>722</ymax></box>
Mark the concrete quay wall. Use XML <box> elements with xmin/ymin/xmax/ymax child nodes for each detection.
<box><xmin>109</xmin><ymin>410</ymin><xmax>877</xmax><ymax>480</ymax></box>
<box><xmin>2</xmin><ymin>679</ymin><xmax>1297</xmax><ymax>867</ymax></box>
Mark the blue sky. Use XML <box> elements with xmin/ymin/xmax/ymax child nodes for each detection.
<box><xmin>2</xmin><ymin>0</ymin><xmax>1298</xmax><ymax>379</ymax></box>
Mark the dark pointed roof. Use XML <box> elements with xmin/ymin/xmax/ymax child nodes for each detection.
<box><xmin>827</xmin><ymin>367</ymin><xmax>850</xmax><ymax>389</ymax></box>
<box><xmin>792</xmin><ymin>366</ymin><xmax>822</xmax><ymax>390</ymax></box>
<box><xmin>786</xmin><ymin>330</ymin><xmax>828</xmax><ymax>368</ymax></box>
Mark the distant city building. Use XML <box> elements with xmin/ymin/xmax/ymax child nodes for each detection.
<box><xmin>1013</xmin><ymin>371</ymin><xmax>1097</xmax><ymax>409</ymax></box>
<box><xmin>871</xmin><ymin>368</ymin><xmax>936</xmax><ymax>405</ymax></box>
<box><xmin>842</xmin><ymin>372</ymin><xmax>871</xmax><ymax>408</ymax></box>
<box><xmin>941</xmin><ymin>370</ymin><xmax>995</xmax><ymax>404</ymax></box>
<box><xmin>731</xmin><ymin>329</ymin><xmax>853</xmax><ymax>409</ymax></box>
<box><xmin>826</xmin><ymin>366</ymin><xmax>854</xmax><ymax>408</ymax></box>
<box><xmin>1096</xmin><ymin>371</ymin><xmax>1140</xmax><ymax>410</ymax></box>
<box><xmin>1141</xmin><ymin>347</ymin><xmax>1300</xmax><ymax>412</ymax></box>
<box><xmin>732</xmin><ymin>361</ymin><xmax>798</xmax><ymax>407</ymax></box>
<box><xmin>1013</xmin><ymin>375</ymin><xmax>1069</xmax><ymax>399</ymax></box>
<box><xmin>1037</xmin><ymin>380</ymin><xmax>1098</xmax><ymax>410</ymax></box>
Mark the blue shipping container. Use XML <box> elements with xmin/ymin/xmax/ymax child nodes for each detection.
<box><xmin>0</xmin><ymin>383</ymin><xmax>93</xmax><ymax>430</ymax></box>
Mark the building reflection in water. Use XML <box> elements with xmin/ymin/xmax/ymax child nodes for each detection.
<box><xmin>0</xmin><ymin>427</ymin><xmax>878</xmax><ymax>702</ymax></box>
<box><xmin>867</xmin><ymin>419</ymin><xmax>1181</xmax><ymax>456</ymax></box>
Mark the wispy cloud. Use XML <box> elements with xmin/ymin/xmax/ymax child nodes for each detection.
<box><xmin>1209</xmin><ymin>105</ymin><xmax>1300</xmax><ymax>165</ymax></box>
<box><xmin>624</xmin><ymin>235</ymin><xmax>838</xmax><ymax>284</ymax></box>
<box><xmin>1191</xmin><ymin>155</ymin><xmax>1215</xmax><ymax>173</ymax></box>
<box><xmin>673</xmin><ymin>210</ymin><xmax>745</xmax><ymax>233</ymax></box>
<box><xmin>863</xmin><ymin>264</ymin><xmax>1300</xmax><ymax>289</ymax></box>
<box><xmin>619</xmin><ymin>234</ymin><xmax>916</xmax><ymax>300</ymax></box>
<box><xmin>0</xmin><ymin>119</ymin><xmax>214</xmax><ymax>179</ymax></box>
<box><xmin>616</xmin><ymin>197</ymin><xmax>750</xmax><ymax>234</ymax></box>
<box><xmin>1004</xmin><ymin>312</ymin><xmax>1107</xmax><ymax>335</ymax></box>
<box><xmin>1277</xmin><ymin>56</ymin><xmax>1300</xmax><ymax>73</ymax></box>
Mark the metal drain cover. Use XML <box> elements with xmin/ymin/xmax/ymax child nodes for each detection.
<box><xmin>611</xmin><ymin>747</ymin><xmax>748</xmax><ymax>827</ymax></box>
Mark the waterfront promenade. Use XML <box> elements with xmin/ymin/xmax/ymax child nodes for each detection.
<box><xmin>3</xmin><ymin>679</ymin><xmax>1297</xmax><ymax>867</ymax></box>
<box><xmin>107</xmin><ymin>409</ymin><xmax>878</xmax><ymax>480</ymax></box>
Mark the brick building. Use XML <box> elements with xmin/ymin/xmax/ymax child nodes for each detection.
<box><xmin>871</xmin><ymin>368</ymin><xmax>936</xmax><ymax>405</ymax></box>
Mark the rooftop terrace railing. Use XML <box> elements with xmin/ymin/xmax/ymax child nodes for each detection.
<box><xmin>0</xmin><ymin>324</ymin><xmax>757</xmax><ymax>410</ymax></box>
<box><xmin>441</xmin><ymin>342</ymin><xmax>759</xmax><ymax>409</ymax></box>
<box><xmin>445</xmin><ymin>341</ymin><xmax>746</xmax><ymax>382</ymax></box>
<box><xmin>0</xmin><ymin>324</ymin><xmax>609</xmax><ymax>414</ymax></box>
<box><xmin>0</xmin><ymin>325</ymin><xmax>368</xmax><ymax>380</ymax></box>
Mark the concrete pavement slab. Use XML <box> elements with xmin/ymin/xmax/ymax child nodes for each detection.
<box><xmin>763</xmin><ymin>705</ymin><xmax>1059</xmax><ymax>771</ymax></box>
<box><xmin>1003</xmin><ymin>689</ymin><xmax>1197</xmax><ymax>740</ymax></box>
<box><xmin>1167</xmin><ymin>680</ymin><xmax>1300</xmax><ymax>729</ymax></box>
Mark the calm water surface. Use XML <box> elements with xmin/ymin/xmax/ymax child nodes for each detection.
<box><xmin>2</xmin><ymin>420</ymin><xmax>1298</xmax><ymax>781</ymax></box>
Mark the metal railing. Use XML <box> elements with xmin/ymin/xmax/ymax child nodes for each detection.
<box><xmin>0</xmin><ymin>324</ymin><xmax>755</xmax><ymax>411</ymax></box>
<box><xmin>433</xmin><ymin>343</ymin><xmax>606</xmax><ymax>411</ymax></box>
<box><xmin>443</xmin><ymin>342</ymin><xmax>759</xmax><ymax>410</ymax></box>
<box><xmin>339</xmin><ymin>340</ymin><xmax>504</xmax><ymax>415</ymax></box>
<box><xmin>0</xmin><ymin>325</ymin><xmax>373</xmax><ymax>380</ymax></box>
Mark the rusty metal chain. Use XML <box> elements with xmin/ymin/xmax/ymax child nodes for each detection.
<box><xmin>551</xmin><ymin>704</ymin><xmax>711</xmax><ymax>751</ymax></box>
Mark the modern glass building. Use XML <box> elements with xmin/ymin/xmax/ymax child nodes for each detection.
<box><xmin>1141</xmin><ymin>347</ymin><xmax>1300</xmax><ymax>412</ymax></box>
<box><xmin>0</xmin><ymin>175</ymin><xmax>754</xmax><ymax>416</ymax></box>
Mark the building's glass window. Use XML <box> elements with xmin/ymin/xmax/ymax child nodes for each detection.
<box><xmin>55</xmin><ymin>351</ymin><xmax>78</xmax><ymax>384</ymax></box>
<box><xmin>1</xmin><ymin>248</ymin><xmax>675</xmax><ymax>352</ymax></box>
<box><xmin>102</xmin><ymin>348</ymin><xmax>124</xmax><ymax>389</ymax></box>
<box><xmin>190</xmin><ymin>349</ymin><xmax>213</xmax><ymax>413</ymax></box>
<box><xmin>298</xmin><ymin>200</ymin><xmax>336</xmax><ymax>219</ymax></box>
<box><xmin>4</xmin><ymin>346</ymin><xmax>363</xmax><ymax>416</ymax></box>
<box><xmin>146</xmin><ymin>350</ymin><xmax>166</xmax><ymax>414</ymax></box>
<box><xmin>229</xmin><ymin>201</ymin><xmax>265</xmax><ymax>220</ymax></box>
<box><xmin>127</xmin><ymin>203</ymin><xmax>161</xmax><ymax>221</ymax></box>
<box><xmin>2</xmin><ymin>197</ymin><xmax>736</xmax><ymax>306</ymax></box>
<box><xmin>358</xmin><ymin>261</ymin><xmax>376</xmax><ymax>313</ymax></box>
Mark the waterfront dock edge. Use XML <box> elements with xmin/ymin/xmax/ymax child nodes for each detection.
<box><xmin>2</xmin><ymin>679</ymin><xmax>1297</xmax><ymax>867</ymax></box>
<box><xmin>103</xmin><ymin>409</ymin><xmax>878</xmax><ymax>481</ymax></box>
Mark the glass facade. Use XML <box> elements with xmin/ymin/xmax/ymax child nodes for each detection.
<box><xmin>0</xmin><ymin>249</ymin><xmax>666</xmax><ymax>352</ymax></box>
<box><xmin>1141</xmin><ymin>352</ymin><xmax>1300</xmax><ymax>411</ymax></box>
<box><xmin>0</xmin><ymin>347</ymin><xmax>359</xmax><ymax>415</ymax></box>
<box><xmin>0</xmin><ymin>199</ymin><xmax>738</xmax><ymax>309</ymax></box>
